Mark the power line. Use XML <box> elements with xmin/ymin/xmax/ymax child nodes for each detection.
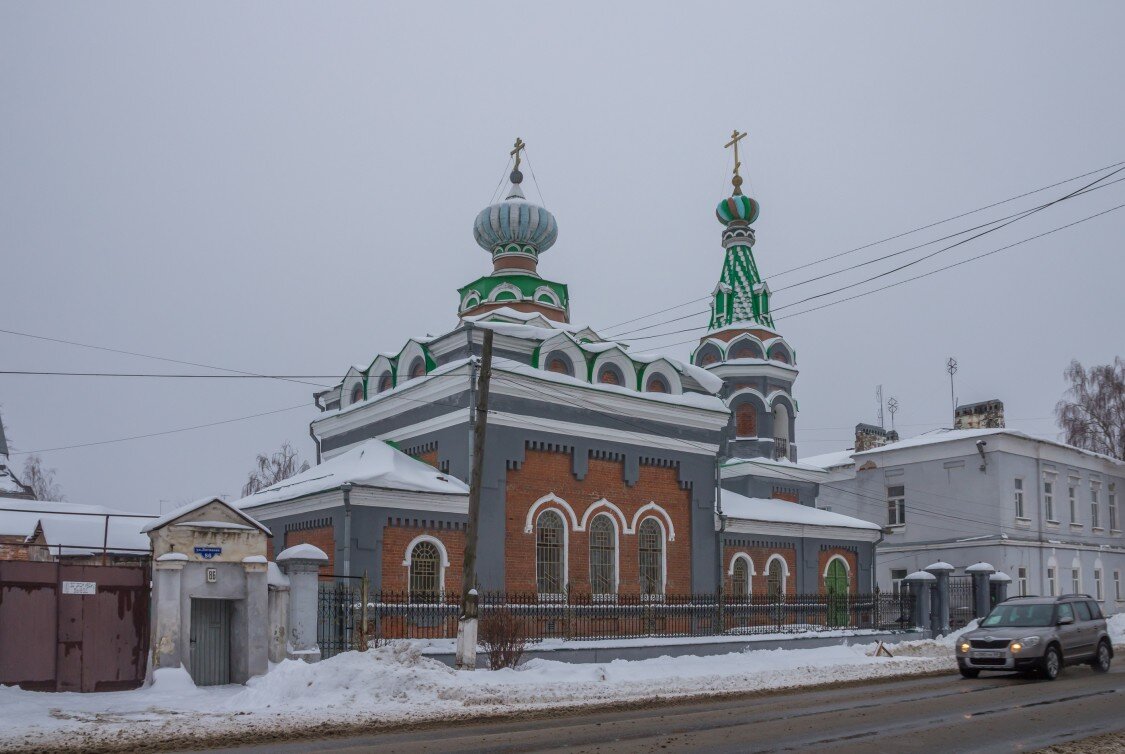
<box><xmin>0</xmin><ymin>370</ymin><xmax>469</xmax><ymax>380</ymax></box>
<box><xmin>0</xmin><ymin>328</ymin><xmax>329</xmax><ymax>388</ymax></box>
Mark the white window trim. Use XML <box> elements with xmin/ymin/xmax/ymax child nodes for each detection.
<box><xmin>579</xmin><ymin>498</ymin><xmax>630</xmax><ymax>535</ymax></box>
<box><xmin>535</xmin><ymin>508</ymin><xmax>569</xmax><ymax>600</ymax></box>
<box><xmin>637</xmin><ymin>515</ymin><xmax>668</xmax><ymax>597</ymax></box>
<box><xmin>523</xmin><ymin>493</ymin><xmax>580</xmax><ymax>534</ymax></box>
<box><xmin>630</xmin><ymin>502</ymin><xmax>676</xmax><ymax>542</ymax></box>
<box><xmin>401</xmin><ymin>535</ymin><xmax>450</xmax><ymax>595</ymax></box>
<box><xmin>727</xmin><ymin>552</ymin><xmax>756</xmax><ymax>596</ymax></box>
<box><xmin>587</xmin><ymin>512</ymin><xmax>620</xmax><ymax>597</ymax></box>
<box><xmin>764</xmin><ymin>553</ymin><xmax>790</xmax><ymax>598</ymax></box>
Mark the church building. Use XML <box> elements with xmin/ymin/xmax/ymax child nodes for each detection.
<box><xmin>236</xmin><ymin>137</ymin><xmax>880</xmax><ymax>601</ymax></box>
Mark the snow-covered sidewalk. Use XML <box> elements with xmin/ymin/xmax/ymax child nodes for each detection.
<box><xmin>3</xmin><ymin>615</ymin><xmax>1120</xmax><ymax>754</ymax></box>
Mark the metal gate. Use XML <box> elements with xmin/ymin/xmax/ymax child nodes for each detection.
<box><xmin>318</xmin><ymin>577</ymin><xmax>364</xmax><ymax>659</ymax></box>
<box><xmin>189</xmin><ymin>598</ymin><xmax>232</xmax><ymax>686</ymax></box>
<box><xmin>0</xmin><ymin>560</ymin><xmax>150</xmax><ymax>691</ymax></box>
<box><xmin>948</xmin><ymin>575</ymin><xmax>975</xmax><ymax>628</ymax></box>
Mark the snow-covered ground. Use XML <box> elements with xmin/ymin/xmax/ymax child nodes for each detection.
<box><xmin>1</xmin><ymin>616</ymin><xmax>1120</xmax><ymax>754</ymax></box>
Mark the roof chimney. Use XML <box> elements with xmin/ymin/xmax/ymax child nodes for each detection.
<box><xmin>954</xmin><ymin>399</ymin><xmax>1005</xmax><ymax>430</ymax></box>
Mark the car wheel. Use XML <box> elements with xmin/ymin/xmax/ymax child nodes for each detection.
<box><xmin>1090</xmin><ymin>641</ymin><xmax>1111</xmax><ymax>673</ymax></box>
<box><xmin>1040</xmin><ymin>646</ymin><xmax>1062</xmax><ymax>680</ymax></box>
<box><xmin>959</xmin><ymin>667</ymin><xmax>980</xmax><ymax>679</ymax></box>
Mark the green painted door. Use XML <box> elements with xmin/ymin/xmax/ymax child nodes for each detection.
<box><xmin>825</xmin><ymin>560</ymin><xmax>849</xmax><ymax>627</ymax></box>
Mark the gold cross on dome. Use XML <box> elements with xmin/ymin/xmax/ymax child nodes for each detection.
<box><xmin>510</xmin><ymin>137</ymin><xmax>526</xmax><ymax>171</ymax></box>
<box><xmin>724</xmin><ymin>129</ymin><xmax>747</xmax><ymax>195</ymax></box>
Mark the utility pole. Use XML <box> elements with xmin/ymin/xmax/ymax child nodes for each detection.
<box><xmin>456</xmin><ymin>327</ymin><xmax>493</xmax><ymax>670</ymax></box>
<box><xmin>946</xmin><ymin>357</ymin><xmax>958</xmax><ymax>426</ymax></box>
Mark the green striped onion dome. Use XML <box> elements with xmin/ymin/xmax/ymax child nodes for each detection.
<box><xmin>474</xmin><ymin>186</ymin><xmax>559</xmax><ymax>254</ymax></box>
<box><xmin>716</xmin><ymin>195</ymin><xmax>760</xmax><ymax>225</ymax></box>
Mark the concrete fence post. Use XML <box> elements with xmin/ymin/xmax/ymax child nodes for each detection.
<box><xmin>965</xmin><ymin>562</ymin><xmax>996</xmax><ymax>619</ymax></box>
<box><xmin>989</xmin><ymin>571</ymin><xmax>1012</xmax><ymax>608</ymax></box>
<box><xmin>277</xmin><ymin>544</ymin><xmax>329</xmax><ymax>663</ymax></box>
<box><xmin>266</xmin><ymin>562</ymin><xmax>291</xmax><ymax>664</ymax></box>
<box><xmin>925</xmin><ymin>561</ymin><xmax>954</xmax><ymax>636</ymax></box>
<box><xmin>150</xmin><ymin>553</ymin><xmax>188</xmax><ymax>675</ymax></box>
<box><xmin>905</xmin><ymin>571</ymin><xmax>936</xmax><ymax>634</ymax></box>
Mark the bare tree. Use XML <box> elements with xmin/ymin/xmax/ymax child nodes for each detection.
<box><xmin>22</xmin><ymin>455</ymin><xmax>65</xmax><ymax>501</ymax></box>
<box><xmin>242</xmin><ymin>441</ymin><xmax>310</xmax><ymax>497</ymax></box>
<box><xmin>1055</xmin><ymin>357</ymin><xmax>1124</xmax><ymax>461</ymax></box>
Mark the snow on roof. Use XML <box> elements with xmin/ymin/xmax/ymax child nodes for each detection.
<box><xmin>854</xmin><ymin>427</ymin><xmax>1125</xmax><ymax>467</ymax></box>
<box><xmin>462</xmin><ymin>307</ymin><xmax>592</xmax><ymax>335</ymax></box>
<box><xmin>276</xmin><ymin>543</ymin><xmax>329</xmax><ymax>562</ymax></box>
<box><xmin>0</xmin><ymin>496</ymin><xmax>154</xmax><ymax>554</ymax></box>
<box><xmin>720</xmin><ymin>490</ymin><xmax>882</xmax><ymax>531</ymax></box>
<box><xmin>798</xmin><ymin>450</ymin><xmax>856</xmax><ymax>470</ymax></box>
<box><xmin>330</xmin><ymin>358</ymin><xmax>472</xmax><ymax>417</ymax></box>
<box><xmin>492</xmin><ymin>358</ymin><xmax>729</xmax><ymax>413</ymax></box>
<box><xmin>142</xmin><ymin>497</ymin><xmax>270</xmax><ymax>534</ymax></box>
<box><xmin>724</xmin><ymin>455</ymin><xmax>830</xmax><ymax>476</ymax></box>
<box><xmin>235</xmin><ymin>439</ymin><xmax>469</xmax><ymax>510</ymax></box>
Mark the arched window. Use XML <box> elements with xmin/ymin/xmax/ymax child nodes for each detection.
<box><xmin>598</xmin><ymin>364</ymin><xmax>624</xmax><ymax>386</ymax></box>
<box><xmin>638</xmin><ymin>518</ymin><xmax>664</xmax><ymax>596</ymax></box>
<box><xmin>730</xmin><ymin>341</ymin><xmax>762</xmax><ymax>360</ymax></box>
<box><xmin>732</xmin><ymin>557</ymin><xmax>750</xmax><ymax>596</ymax></box>
<box><xmin>494</xmin><ymin>289</ymin><xmax>519</xmax><ymax>302</ymax></box>
<box><xmin>409</xmin><ymin>540</ymin><xmax>441</xmax><ymax>600</ymax></box>
<box><xmin>824</xmin><ymin>558</ymin><xmax>849</xmax><ymax>626</ymax></box>
<box><xmin>544</xmin><ymin>351</ymin><xmax>573</xmax><ymax>376</ymax></box>
<box><xmin>350</xmin><ymin>383</ymin><xmax>364</xmax><ymax>404</ymax></box>
<box><xmin>767</xmin><ymin>557</ymin><xmax>785</xmax><ymax>600</ymax></box>
<box><xmin>588</xmin><ymin>514</ymin><xmax>616</xmax><ymax>596</ymax></box>
<box><xmin>536</xmin><ymin>510</ymin><xmax>565</xmax><ymax>595</ymax></box>
<box><xmin>769</xmin><ymin>346</ymin><xmax>790</xmax><ymax>364</ymax></box>
<box><xmin>409</xmin><ymin>358</ymin><xmax>426</xmax><ymax>379</ymax></box>
<box><xmin>645</xmin><ymin>374</ymin><xmax>669</xmax><ymax>393</ymax></box>
<box><xmin>377</xmin><ymin>372</ymin><xmax>393</xmax><ymax>393</ymax></box>
<box><xmin>735</xmin><ymin>404</ymin><xmax>757</xmax><ymax>437</ymax></box>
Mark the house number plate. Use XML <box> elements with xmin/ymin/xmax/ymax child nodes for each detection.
<box><xmin>206</xmin><ymin>567</ymin><xmax>218</xmax><ymax>583</ymax></box>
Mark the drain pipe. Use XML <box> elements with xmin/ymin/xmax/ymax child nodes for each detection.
<box><xmin>341</xmin><ymin>482</ymin><xmax>353</xmax><ymax>578</ymax></box>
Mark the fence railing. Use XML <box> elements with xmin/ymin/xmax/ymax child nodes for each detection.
<box><xmin>316</xmin><ymin>584</ymin><xmax>916</xmax><ymax>656</ymax></box>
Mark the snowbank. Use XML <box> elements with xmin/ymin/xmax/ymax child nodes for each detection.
<box><xmin>0</xmin><ymin>636</ymin><xmax>954</xmax><ymax>753</ymax></box>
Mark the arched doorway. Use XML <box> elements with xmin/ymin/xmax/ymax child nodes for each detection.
<box><xmin>825</xmin><ymin>558</ymin><xmax>849</xmax><ymax>627</ymax></box>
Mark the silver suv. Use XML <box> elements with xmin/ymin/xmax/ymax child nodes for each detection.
<box><xmin>956</xmin><ymin>595</ymin><xmax>1113</xmax><ymax>680</ymax></box>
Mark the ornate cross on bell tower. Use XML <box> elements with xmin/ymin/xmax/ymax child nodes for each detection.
<box><xmin>510</xmin><ymin>137</ymin><xmax>526</xmax><ymax>182</ymax></box>
<box><xmin>724</xmin><ymin>129</ymin><xmax>747</xmax><ymax>196</ymax></box>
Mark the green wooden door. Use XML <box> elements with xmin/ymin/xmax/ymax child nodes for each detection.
<box><xmin>825</xmin><ymin>560</ymin><xmax>849</xmax><ymax>627</ymax></box>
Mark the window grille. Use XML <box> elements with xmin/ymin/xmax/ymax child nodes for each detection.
<box><xmin>536</xmin><ymin>511</ymin><xmax>565</xmax><ymax>595</ymax></box>
<box><xmin>638</xmin><ymin>519</ymin><xmax>663</xmax><ymax>596</ymax></box>
<box><xmin>732</xmin><ymin>558</ymin><xmax>750</xmax><ymax>596</ymax></box>
<box><xmin>887</xmin><ymin>485</ymin><xmax>906</xmax><ymax>526</ymax></box>
<box><xmin>408</xmin><ymin>541</ymin><xmax>440</xmax><ymax>600</ymax></box>
<box><xmin>767</xmin><ymin>558</ymin><xmax>784</xmax><ymax>600</ymax></box>
<box><xmin>588</xmin><ymin>515</ymin><xmax>616</xmax><ymax>596</ymax></box>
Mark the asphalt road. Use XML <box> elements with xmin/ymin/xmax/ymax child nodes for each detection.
<box><xmin>190</xmin><ymin>663</ymin><xmax>1124</xmax><ymax>754</ymax></box>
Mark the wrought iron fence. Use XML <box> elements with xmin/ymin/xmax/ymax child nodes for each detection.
<box><xmin>316</xmin><ymin>588</ymin><xmax>916</xmax><ymax>650</ymax></box>
<box><xmin>948</xmin><ymin>575</ymin><xmax>975</xmax><ymax>629</ymax></box>
<box><xmin>317</xmin><ymin>577</ymin><xmax>365</xmax><ymax>658</ymax></box>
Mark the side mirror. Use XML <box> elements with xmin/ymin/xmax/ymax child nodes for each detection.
<box><xmin>1057</xmin><ymin>616</ymin><xmax>1074</xmax><ymax>625</ymax></box>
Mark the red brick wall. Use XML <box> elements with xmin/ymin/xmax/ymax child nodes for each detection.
<box><xmin>504</xmin><ymin>449</ymin><xmax>692</xmax><ymax>596</ymax></box>
<box><xmin>771</xmin><ymin>488</ymin><xmax>799</xmax><ymax>503</ymax></box>
<box><xmin>284</xmin><ymin>526</ymin><xmax>335</xmax><ymax>576</ymax></box>
<box><xmin>818</xmin><ymin>547</ymin><xmax>859</xmax><ymax>593</ymax></box>
<box><xmin>381</xmin><ymin>524</ymin><xmax>465</xmax><ymax>593</ymax></box>
<box><xmin>413</xmin><ymin>449</ymin><xmax>439</xmax><ymax>469</ymax></box>
<box><xmin>265</xmin><ymin>536</ymin><xmax>275</xmax><ymax>562</ymax></box>
<box><xmin>722</xmin><ymin>544</ymin><xmax>798</xmax><ymax>596</ymax></box>
<box><xmin>0</xmin><ymin>535</ymin><xmax>31</xmax><ymax>561</ymax></box>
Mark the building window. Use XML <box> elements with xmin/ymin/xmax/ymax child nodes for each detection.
<box><xmin>1017</xmin><ymin>566</ymin><xmax>1029</xmax><ymax>596</ymax></box>
<box><xmin>1014</xmin><ymin>478</ymin><xmax>1025</xmax><ymax>518</ymax></box>
<box><xmin>730</xmin><ymin>341</ymin><xmax>762</xmax><ymax>360</ymax></box>
<box><xmin>887</xmin><ymin>485</ymin><xmax>906</xmax><ymax>526</ymax></box>
<box><xmin>1110</xmin><ymin>487</ymin><xmax>1118</xmax><ymax>530</ymax></box>
<box><xmin>890</xmin><ymin>568</ymin><xmax>908</xmax><ymax>596</ymax></box>
<box><xmin>597</xmin><ymin>364</ymin><xmax>624</xmax><ymax>386</ymax></box>
<box><xmin>350</xmin><ymin>383</ymin><xmax>364</xmax><ymax>404</ymax></box>
<box><xmin>408</xmin><ymin>540</ymin><xmax>441</xmax><ymax>600</ymax></box>
<box><xmin>378</xmin><ymin>372</ymin><xmax>393</xmax><ymax>392</ymax></box>
<box><xmin>732</xmin><ymin>557</ymin><xmax>750</xmax><ymax>596</ymax></box>
<box><xmin>766</xmin><ymin>557</ymin><xmax>785</xmax><ymax>600</ymax></box>
<box><xmin>638</xmin><ymin>518</ymin><xmax>664</xmax><ymax>597</ymax></box>
<box><xmin>1047</xmin><ymin>567</ymin><xmax>1057</xmax><ymax>596</ymax></box>
<box><xmin>645</xmin><ymin>374</ymin><xmax>669</xmax><ymax>393</ymax></box>
<box><xmin>768</xmin><ymin>346</ymin><xmax>790</xmax><ymax>364</ymax></box>
<box><xmin>735</xmin><ymin>404</ymin><xmax>757</xmax><ymax>438</ymax></box>
<box><xmin>1044</xmin><ymin>479</ymin><xmax>1056</xmax><ymax>521</ymax></box>
<box><xmin>1071</xmin><ymin>568</ymin><xmax>1081</xmax><ymax>595</ymax></box>
<box><xmin>409</xmin><ymin>357</ymin><xmax>426</xmax><ymax>379</ymax></box>
<box><xmin>588</xmin><ymin>514</ymin><xmax>616</xmax><ymax>596</ymax></box>
<box><xmin>1094</xmin><ymin>569</ymin><xmax>1103</xmax><ymax>601</ymax></box>
<box><xmin>536</xmin><ymin>510</ymin><xmax>565</xmax><ymax>595</ymax></box>
<box><xmin>1115</xmin><ymin>571</ymin><xmax>1122</xmax><ymax>601</ymax></box>
<box><xmin>544</xmin><ymin>351</ymin><xmax>573</xmax><ymax>377</ymax></box>
<box><xmin>1091</xmin><ymin>486</ymin><xmax>1101</xmax><ymax>529</ymax></box>
<box><xmin>1069</xmin><ymin>483</ymin><xmax>1078</xmax><ymax>524</ymax></box>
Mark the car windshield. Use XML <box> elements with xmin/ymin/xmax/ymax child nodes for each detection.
<box><xmin>980</xmin><ymin>603</ymin><xmax>1055</xmax><ymax>627</ymax></box>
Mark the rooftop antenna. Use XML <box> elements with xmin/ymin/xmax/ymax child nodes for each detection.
<box><xmin>887</xmin><ymin>396</ymin><xmax>899</xmax><ymax>431</ymax></box>
<box><xmin>876</xmin><ymin>385</ymin><xmax>884</xmax><ymax>429</ymax></box>
<box><xmin>946</xmin><ymin>357</ymin><xmax>958</xmax><ymax>425</ymax></box>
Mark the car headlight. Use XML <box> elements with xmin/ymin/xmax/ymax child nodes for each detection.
<box><xmin>1010</xmin><ymin>636</ymin><xmax>1041</xmax><ymax>654</ymax></box>
<box><xmin>959</xmin><ymin>642</ymin><xmax>971</xmax><ymax>653</ymax></box>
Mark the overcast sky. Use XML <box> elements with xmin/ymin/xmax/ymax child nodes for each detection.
<box><xmin>2</xmin><ymin>2</ymin><xmax>1122</xmax><ymax>513</ymax></box>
